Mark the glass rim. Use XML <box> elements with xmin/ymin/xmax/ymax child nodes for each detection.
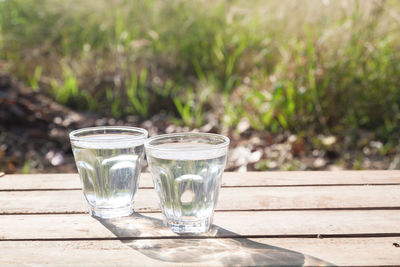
<box><xmin>69</xmin><ymin>126</ymin><xmax>148</xmax><ymax>142</ymax></box>
<box><xmin>144</xmin><ymin>132</ymin><xmax>230</xmax><ymax>152</ymax></box>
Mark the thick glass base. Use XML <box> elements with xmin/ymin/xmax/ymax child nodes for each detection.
<box><xmin>165</xmin><ymin>217</ymin><xmax>212</xmax><ymax>234</ymax></box>
<box><xmin>89</xmin><ymin>205</ymin><xmax>133</xmax><ymax>219</ymax></box>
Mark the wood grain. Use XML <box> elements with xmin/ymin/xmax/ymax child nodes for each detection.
<box><xmin>1</xmin><ymin>171</ymin><xmax>400</xmax><ymax>190</ymax></box>
<box><xmin>1</xmin><ymin>210</ymin><xmax>400</xmax><ymax>239</ymax></box>
<box><xmin>0</xmin><ymin>237</ymin><xmax>398</xmax><ymax>266</ymax></box>
<box><xmin>2</xmin><ymin>171</ymin><xmax>400</xmax><ymax>266</ymax></box>
<box><xmin>1</xmin><ymin>185</ymin><xmax>400</xmax><ymax>214</ymax></box>
<box><xmin>1</xmin><ymin>238</ymin><xmax>399</xmax><ymax>266</ymax></box>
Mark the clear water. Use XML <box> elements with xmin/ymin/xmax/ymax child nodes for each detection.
<box><xmin>147</xmin><ymin>144</ymin><xmax>227</xmax><ymax>225</ymax></box>
<box><xmin>71</xmin><ymin>134</ymin><xmax>144</xmax><ymax>217</ymax></box>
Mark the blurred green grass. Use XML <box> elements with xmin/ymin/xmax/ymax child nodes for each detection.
<box><xmin>1</xmin><ymin>0</ymin><xmax>400</xmax><ymax>145</ymax></box>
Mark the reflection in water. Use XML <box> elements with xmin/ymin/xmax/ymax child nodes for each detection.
<box><xmin>96</xmin><ymin>214</ymin><xmax>333</xmax><ymax>266</ymax></box>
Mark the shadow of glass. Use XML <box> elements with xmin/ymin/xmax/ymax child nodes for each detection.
<box><xmin>95</xmin><ymin>213</ymin><xmax>334</xmax><ymax>266</ymax></box>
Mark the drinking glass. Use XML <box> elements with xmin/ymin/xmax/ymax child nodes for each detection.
<box><xmin>145</xmin><ymin>133</ymin><xmax>230</xmax><ymax>233</ymax></box>
<box><xmin>69</xmin><ymin>126</ymin><xmax>148</xmax><ymax>218</ymax></box>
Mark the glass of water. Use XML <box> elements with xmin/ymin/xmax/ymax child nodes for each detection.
<box><xmin>145</xmin><ymin>133</ymin><xmax>230</xmax><ymax>233</ymax></box>
<box><xmin>69</xmin><ymin>126</ymin><xmax>148</xmax><ymax>218</ymax></box>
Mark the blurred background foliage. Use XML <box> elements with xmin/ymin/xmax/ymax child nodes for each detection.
<box><xmin>1</xmin><ymin>0</ymin><xmax>400</xmax><ymax>171</ymax></box>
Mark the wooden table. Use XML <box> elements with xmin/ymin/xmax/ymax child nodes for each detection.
<box><xmin>1</xmin><ymin>171</ymin><xmax>400</xmax><ymax>266</ymax></box>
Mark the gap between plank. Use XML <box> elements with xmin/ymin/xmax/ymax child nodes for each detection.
<box><xmin>2</xmin><ymin>233</ymin><xmax>400</xmax><ymax>242</ymax></box>
<box><xmin>2</xmin><ymin>183</ymin><xmax>400</xmax><ymax>192</ymax></box>
<box><xmin>2</xmin><ymin>206</ymin><xmax>400</xmax><ymax>216</ymax></box>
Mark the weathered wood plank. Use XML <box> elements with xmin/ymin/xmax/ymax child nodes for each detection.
<box><xmin>2</xmin><ymin>171</ymin><xmax>399</xmax><ymax>266</ymax></box>
<box><xmin>221</xmin><ymin>170</ymin><xmax>400</xmax><ymax>186</ymax></box>
<box><xmin>1</xmin><ymin>238</ymin><xmax>399</xmax><ymax>266</ymax></box>
<box><xmin>1</xmin><ymin>185</ymin><xmax>400</xmax><ymax>214</ymax></box>
<box><xmin>1</xmin><ymin>210</ymin><xmax>400</xmax><ymax>239</ymax></box>
<box><xmin>0</xmin><ymin>173</ymin><xmax>83</xmax><ymax>190</ymax></box>
<box><xmin>1</xmin><ymin>171</ymin><xmax>400</xmax><ymax>190</ymax></box>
